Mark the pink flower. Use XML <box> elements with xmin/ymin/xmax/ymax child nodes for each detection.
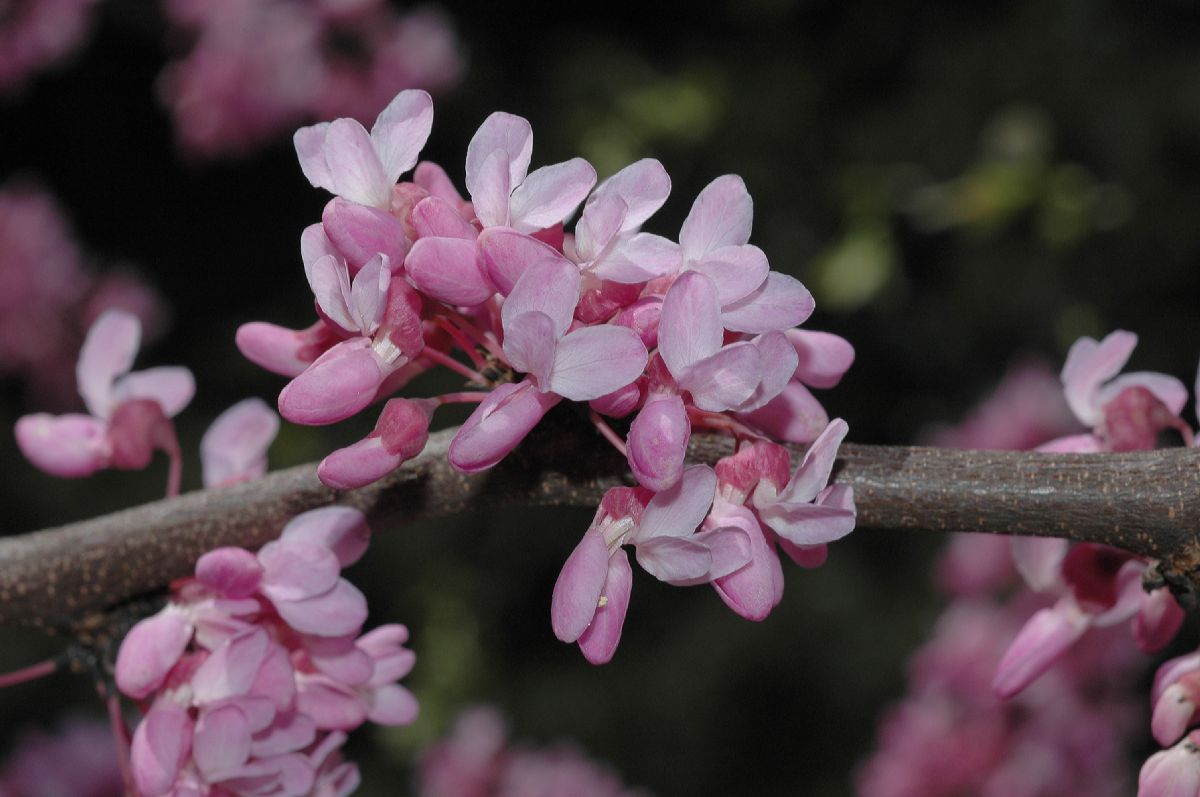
<box><xmin>115</xmin><ymin>507</ymin><xmax>415</xmax><ymax>797</ymax></box>
<box><xmin>15</xmin><ymin>310</ymin><xmax>193</xmax><ymax>480</ymax></box>
<box><xmin>0</xmin><ymin>0</ymin><xmax>96</xmax><ymax>95</ymax></box>
<box><xmin>201</xmin><ymin>398</ymin><xmax>279</xmax><ymax>488</ymax></box>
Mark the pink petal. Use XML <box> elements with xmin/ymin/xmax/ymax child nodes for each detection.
<box><xmin>478</xmin><ymin>227</ymin><xmax>568</xmax><ymax>295</ymax></box>
<box><xmin>278</xmin><ymin>339</ymin><xmax>384</xmax><ymax>425</ymax></box>
<box><xmin>308</xmin><ymin>255</ymin><xmax>354</xmax><ymax>332</ymax></box>
<box><xmin>321</xmin><ymin>198</ymin><xmax>410</xmax><ymax>271</ymax></box>
<box><xmin>112</xmin><ymin>366</ymin><xmax>196</xmax><ymax>418</ymax></box>
<box><xmin>634</xmin><ymin>535</ymin><xmax>712</xmax><ymax>584</ymax></box>
<box><xmin>758</xmin><ymin>494</ymin><xmax>856</xmax><ymax>546</ymax></box>
<box><xmin>1135</xmin><ymin>588</ymin><xmax>1186</xmax><ymax>654</ymax></box>
<box><xmin>325</xmin><ymin>118</ymin><xmax>390</xmax><ymax>208</ymax></box>
<box><xmin>503</xmin><ymin>311</ymin><xmax>558</xmax><ymax>385</ymax></box>
<box><xmin>192</xmin><ymin>630</ymin><xmax>272</xmax><ymax>705</ymax></box>
<box><xmin>1036</xmin><ymin>432</ymin><xmax>1104</xmax><ymax>453</ymax></box>
<box><xmin>577</xmin><ymin>549</ymin><xmax>633</xmax><ymax>665</ymax></box>
<box><xmin>589</xmin><ymin>381</ymin><xmax>643</xmax><ymax>419</ymax></box>
<box><xmin>737</xmin><ymin>330</ymin><xmax>800</xmax><ymax>413</ymax></box>
<box><xmin>786</xmin><ymin>329</ymin><xmax>855</xmax><ymax>389</ymax></box>
<box><xmin>721</xmin><ymin>272</ymin><xmax>815</xmax><ymax>334</ymax></box>
<box><xmin>235</xmin><ymin>320</ymin><xmax>335</xmax><ymax>378</ymax></box>
<box><xmin>738</xmin><ymin>381</ymin><xmax>830</xmax><ymax>444</ymax></box>
<box><xmin>296</xmin><ymin>677</ymin><xmax>367</xmax><ymax>731</ymax></box>
<box><xmin>575</xmin><ymin>193</ymin><xmax>627</xmax><ymax>263</ymax></box>
<box><xmin>501</xmin><ymin>253</ymin><xmax>581</xmax><ymax>337</ymax></box>
<box><xmin>301</xmin><ymin>224</ymin><xmax>339</xmax><ymax>283</ymax></box>
<box><xmin>992</xmin><ymin>602</ymin><xmax>1090</xmax><ymax>698</ymax></box>
<box><xmin>465</xmin><ymin>112</ymin><xmax>533</xmax><ymax>198</ymax></box>
<box><xmin>447</xmin><ymin>380</ymin><xmax>562</xmax><ymax>472</ymax></box>
<box><xmin>1061</xmin><ymin>330</ymin><xmax>1138</xmax><ymax>426</ymax></box>
<box><xmin>370</xmin><ymin>89</ymin><xmax>433</xmax><ymax>184</ymax></box>
<box><xmin>279</xmin><ymin>506</ymin><xmax>371</xmax><ymax>568</ymax></box>
<box><xmin>249</xmin><ymin>644</ymin><xmax>296</xmax><ymax>711</ymax></box>
<box><xmin>303</xmin><ymin>634</ymin><xmax>374</xmax><ymax>687</ymax></box>
<box><xmin>366</xmin><ymin>684</ymin><xmax>419</xmax><ymax>725</ymax></box>
<box><xmin>614</xmin><ymin>296</ymin><xmax>663</xmax><ymax>350</ymax></box>
<box><xmin>131</xmin><ymin>703</ymin><xmax>193</xmax><ymax>797</ymax></box>
<box><xmin>259</xmin><ymin>540</ymin><xmax>341</xmax><ymax>602</ymax></box>
<box><xmin>551</xmin><ymin>530</ymin><xmax>613</xmax><ymax>643</ymax></box>
<box><xmin>1139</xmin><ymin>744</ymin><xmax>1200</xmax><ymax>797</ymax></box>
<box><xmin>201</xmin><ymin>398</ymin><xmax>279</xmax><ymax>488</ymax></box>
<box><xmin>593</xmin><ymin>232</ymin><xmax>680</xmax><ymax>283</ymax></box>
<box><xmin>776</xmin><ymin>418</ymin><xmax>848</xmax><ymax>504</ymax></box>
<box><xmin>115</xmin><ymin>608</ymin><xmax>194</xmax><ymax>699</ymax></box>
<box><xmin>76</xmin><ymin>310</ymin><xmax>141</xmax><ymax>419</ymax></box>
<box><xmin>406</xmin><ymin>237</ymin><xmax>495</xmax><ymax>306</ymax></box>
<box><xmin>1153</xmin><ymin>684</ymin><xmax>1198</xmax><ymax>747</ymax></box>
<box><xmin>250</xmin><ymin>711</ymin><xmax>316</xmax><ymax>759</ymax></box>
<box><xmin>687</xmin><ymin>244</ymin><xmax>769</xmax><ymax>306</ymax></box>
<box><xmin>659</xmin><ymin>271</ymin><xmax>723</xmax><ymax>378</ymax></box>
<box><xmin>679</xmin><ymin>174</ymin><xmax>753</xmax><ymax>260</ymax></box>
<box><xmin>294</xmin><ymin>122</ymin><xmax>334</xmax><ymax>193</ymax></box>
<box><xmin>1010</xmin><ymin>536</ymin><xmax>1068</xmax><ymax>593</ymax></box>
<box><xmin>591</xmin><ymin>158</ymin><xmax>671</xmax><ymax>229</ymax></box>
<box><xmin>547</xmin><ymin>325</ymin><xmax>648</xmax><ymax>401</ymax></box>
<box><xmin>414</xmin><ymin>161</ymin><xmax>466</xmax><ymax>206</ymax></box>
<box><xmin>195</xmin><ymin>547</ymin><xmax>263</xmax><ymax>598</ymax></box>
<box><xmin>470</xmin><ymin>149</ymin><xmax>512</xmax><ymax>228</ymax></box>
<box><xmin>14</xmin><ymin>413</ymin><xmax>109</xmax><ymax>477</ymax></box>
<box><xmin>273</xmin><ymin>579</ymin><xmax>368</xmax><ymax>637</ymax></box>
<box><xmin>692</xmin><ymin>526</ymin><xmax>753</xmax><ymax>580</ymax></box>
<box><xmin>626</xmin><ymin>394</ymin><xmax>690</xmax><ymax>492</ymax></box>
<box><xmin>1096</xmin><ymin>371</ymin><xmax>1190</xmax><ymax>417</ymax></box>
<box><xmin>678</xmin><ymin>341</ymin><xmax>761</xmax><ymax>412</ymax></box>
<box><xmin>711</xmin><ymin>508</ymin><xmax>783</xmax><ymax>621</ymax></box>
<box><xmin>637</xmin><ymin>464</ymin><xmax>717</xmax><ymax>540</ymax></box>
<box><xmin>410</xmin><ymin>196</ymin><xmax>476</xmax><ymax>240</ymax></box>
<box><xmin>194</xmin><ymin>704</ymin><xmax>252</xmax><ymax>778</ymax></box>
<box><xmin>510</xmin><ymin>158</ymin><xmax>597</xmax><ymax>232</ymax></box>
<box><xmin>318</xmin><ymin>435</ymin><xmax>403</xmax><ymax>490</ymax></box>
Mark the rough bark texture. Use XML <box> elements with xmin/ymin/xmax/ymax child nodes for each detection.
<box><xmin>4</xmin><ymin>411</ymin><xmax>1200</xmax><ymax>635</ymax></box>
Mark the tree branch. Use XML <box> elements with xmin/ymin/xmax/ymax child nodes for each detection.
<box><xmin>4</xmin><ymin>412</ymin><xmax>1200</xmax><ymax>635</ymax></box>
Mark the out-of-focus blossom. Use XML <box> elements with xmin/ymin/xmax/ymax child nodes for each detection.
<box><xmin>159</xmin><ymin>0</ymin><xmax>464</xmax><ymax>158</ymax></box>
<box><xmin>0</xmin><ymin>185</ymin><xmax>166</xmax><ymax>406</ymax></box>
<box><xmin>418</xmin><ymin>707</ymin><xmax>650</xmax><ymax>797</ymax></box>
<box><xmin>0</xmin><ymin>716</ymin><xmax>123</xmax><ymax>797</ymax></box>
<box><xmin>0</xmin><ymin>0</ymin><xmax>97</xmax><ymax>96</ymax></box>
<box><xmin>201</xmin><ymin>398</ymin><xmax>280</xmax><ymax>488</ymax></box>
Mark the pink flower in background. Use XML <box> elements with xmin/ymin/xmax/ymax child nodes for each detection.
<box><xmin>15</xmin><ymin>310</ymin><xmax>193</xmax><ymax>489</ymax></box>
<box><xmin>201</xmin><ymin>398</ymin><xmax>280</xmax><ymax>488</ymax></box>
<box><xmin>0</xmin><ymin>184</ymin><xmax>167</xmax><ymax>406</ymax></box>
<box><xmin>418</xmin><ymin>707</ymin><xmax>650</xmax><ymax>797</ymax></box>
<box><xmin>0</xmin><ymin>716</ymin><xmax>123</xmax><ymax>797</ymax></box>
<box><xmin>159</xmin><ymin>0</ymin><xmax>463</xmax><ymax>158</ymax></box>
<box><xmin>0</xmin><ymin>0</ymin><xmax>97</xmax><ymax>96</ymax></box>
<box><xmin>114</xmin><ymin>506</ymin><xmax>415</xmax><ymax>797</ymax></box>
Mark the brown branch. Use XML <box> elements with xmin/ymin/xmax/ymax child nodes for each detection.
<box><xmin>4</xmin><ymin>412</ymin><xmax>1200</xmax><ymax>635</ymax></box>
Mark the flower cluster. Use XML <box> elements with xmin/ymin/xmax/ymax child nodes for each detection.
<box><xmin>114</xmin><ymin>506</ymin><xmax>416</xmax><ymax>797</ymax></box>
<box><xmin>238</xmin><ymin>89</ymin><xmax>856</xmax><ymax>662</ymax></box>
<box><xmin>159</xmin><ymin>0</ymin><xmax>463</xmax><ymax>157</ymax></box>
<box><xmin>0</xmin><ymin>0</ymin><xmax>96</xmax><ymax>95</ymax></box>
<box><xmin>418</xmin><ymin>707</ymin><xmax>650</xmax><ymax>797</ymax></box>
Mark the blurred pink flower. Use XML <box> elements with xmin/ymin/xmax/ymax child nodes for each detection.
<box><xmin>0</xmin><ymin>0</ymin><xmax>97</xmax><ymax>96</ymax></box>
<box><xmin>159</xmin><ymin>0</ymin><xmax>464</xmax><ymax>158</ymax></box>
<box><xmin>0</xmin><ymin>716</ymin><xmax>123</xmax><ymax>797</ymax></box>
<box><xmin>419</xmin><ymin>707</ymin><xmax>650</xmax><ymax>797</ymax></box>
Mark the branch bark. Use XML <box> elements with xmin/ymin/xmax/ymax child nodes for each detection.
<box><xmin>4</xmin><ymin>412</ymin><xmax>1200</xmax><ymax>635</ymax></box>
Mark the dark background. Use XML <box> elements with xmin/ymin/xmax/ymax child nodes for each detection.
<box><xmin>3</xmin><ymin>1</ymin><xmax>1200</xmax><ymax>794</ymax></box>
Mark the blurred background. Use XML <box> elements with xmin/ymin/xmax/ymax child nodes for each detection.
<box><xmin>2</xmin><ymin>0</ymin><xmax>1200</xmax><ymax>794</ymax></box>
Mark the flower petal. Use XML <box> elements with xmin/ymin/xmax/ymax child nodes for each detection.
<box><xmin>721</xmin><ymin>272</ymin><xmax>814</xmax><ymax>334</ymax></box>
<box><xmin>510</xmin><ymin>158</ymin><xmax>596</xmax><ymax>232</ymax></box>
<box><xmin>679</xmin><ymin>174</ymin><xmax>753</xmax><ymax>260</ymax></box>
<box><xmin>370</xmin><ymin>89</ymin><xmax>433</xmax><ymax>184</ymax></box>
<box><xmin>465</xmin><ymin>112</ymin><xmax>533</xmax><ymax>198</ymax></box>
<box><xmin>325</xmin><ymin>118</ymin><xmax>390</xmax><ymax>208</ymax></box>
<box><xmin>659</xmin><ymin>271</ymin><xmax>722</xmax><ymax>378</ymax></box>
<box><xmin>77</xmin><ymin>309</ymin><xmax>140</xmax><ymax>419</ymax></box>
<box><xmin>547</xmin><ymin>325</ymin><xmax>648</xmax><ymax>401</ymax></box>
<box><xmin>577</xmin><ymin>549</ymin><xmax>633</xmax><ymax>665</ymax></box>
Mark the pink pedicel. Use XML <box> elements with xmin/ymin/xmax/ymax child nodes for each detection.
<box><xmin>115</xmin><ymin>506</ymin><xmax>415</xmax><ymax>797</ymax></box>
